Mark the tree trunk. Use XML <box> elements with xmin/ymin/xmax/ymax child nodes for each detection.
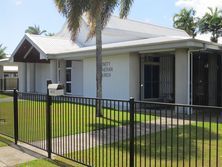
<box><xmin>96</xmin><ymin>15</ymin><xmax>103</xmax><ymax>117</ymax></box>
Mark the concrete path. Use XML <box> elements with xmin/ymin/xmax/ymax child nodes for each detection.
<box><xmin>0</xmin><ymin>146</ymin><xmax>36</xmax><ymax>167</ymax></box>
<box><xmin>32</xmin><ymin>118</ymin><xmax>191</xmax><ymax>155</ymax></box>
<box><xmin>0</xmin><ymin>97</ymin><xmax>13</xmax><ymax>103</ymax></box>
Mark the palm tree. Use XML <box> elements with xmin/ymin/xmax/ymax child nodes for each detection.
<box><xmin>25</xmin><ymin>25</ymin><xmax>47</xmax><ymax>35</ymax></box>
<box><xmin>173</xmin><ymin>8</ymin><xmax>198</xmax><ymax>38</ymax></box>
<box><xmin>54</xmin><ymin>0</ymin><xmax>134</xmax><ymax>116</ymax></box>
<box><xmin>0</xmin><ymin>44</ymin><xmax>6</xmax><ymax>59</ymax></box>
<box><xmin>199</xmin><ymin>7</ymin><xmax>222</xmax><ymax>43</ymax></box>
<box><xmin>45</xmin><ymin>32</ymin><xmax>55</xmax><ymax>36</ymax></box>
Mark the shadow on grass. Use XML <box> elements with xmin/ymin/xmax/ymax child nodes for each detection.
<box><xmin>118</xmin><ymin>124</ymin><xmax>221</xmax><ymax>160</ymax></box>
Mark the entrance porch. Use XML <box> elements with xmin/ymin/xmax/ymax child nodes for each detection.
<box><xmin>140</xmin><ymin>49</ymin><xmax>222</xmax><ymax>106</ymax></box>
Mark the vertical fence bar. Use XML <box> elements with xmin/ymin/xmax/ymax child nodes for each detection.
<box><xmin>129</xmin><ymin>98</ymin><xmax>135</xmax><ymax>167</ymax></box>
<box><xmin>13</xmin><ymin>89</ymin><xmax>18</xmax><ymax>145</ymax></box>
<box><xmin>46</xmin><ymin>80</ymin><xmax>52</xmax><ymax>158</ymax></box>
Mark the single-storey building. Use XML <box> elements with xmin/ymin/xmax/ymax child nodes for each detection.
<box><xmin>11</xmin><ymin>16</ymin><xmax>222</xmax><ymax>106</ymax></box>
<box><xmin>0</xmin><ymin>58</ymin><xmax>18</xmax><ymax>90</ymax></box>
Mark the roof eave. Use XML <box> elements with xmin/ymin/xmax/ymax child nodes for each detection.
<box><xmin>47</xmin><ymin>38</ymin><xmax>216</xmax><ymax>60</ymax></box>
<box><xmin>10</xmin><ymin>34</ymin><xmax>48</xmax><ymax>62</ymax></box>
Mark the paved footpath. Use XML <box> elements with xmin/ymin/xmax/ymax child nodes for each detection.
<box><xmin>32</xmin><ymin>118</ymin><xmax>191</xmax><ymax>155</ymax></box>
<box><xmin>0</xmin><ymin>146</ymin><xmax>36</xmax><ymax>167</ymax></box>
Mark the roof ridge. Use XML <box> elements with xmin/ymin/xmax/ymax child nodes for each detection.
<box><xmin>26</xmin><ymin>33</ymin><xmax>71</xmax><ymax>41</ymax></box>
<box><xmin>110</xmin><ymin>15</ymin><xmax>187</xmax><ymax>33</ymax></box>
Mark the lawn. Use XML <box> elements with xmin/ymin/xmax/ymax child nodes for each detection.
<box><xmin>0</xmin><ymin>99</ymin><xmax>156</xmax><ymax>142</ymax></box>
<box><xmin>0</xmin><ymin>140</ymin><xmax>7</xmax><ymax>147</ymax></box>
<box><xmin>63</xmin><ymin>122</ymin><xmax>222</xmax><ymax>167</ymax></box>
<box><xmin>0</xmin><ymin>94</ymin><xmax>12</xmax><ymax>99</ymax></box>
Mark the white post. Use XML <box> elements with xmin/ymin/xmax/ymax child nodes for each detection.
<box><xmin>175</xmin><ymin>49</ymin><xmax>190</xmax><ymax>105</ymax></box>
<box><xmin>18</xmin><ymin>63</ymin><xmax>26</xmax><ymax>92</ymax></box>
<box><xmin>50</xmin><ymin>60</ymin><xmax>57</xmax><ymax>83</ymax></box>
<box><xmin>26</xmin><ymin>63</ymin><xmax>35</xmax><ymax>92</ymax></box>
<box><xmin>175</xmin><ymin>49</ymin><xmax>192</xmax><ymax>115</ymax></box>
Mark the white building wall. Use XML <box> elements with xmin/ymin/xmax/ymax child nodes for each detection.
<box><xmin>129</xmin><ymin>53</ymin><xmax>140</xmax><ymax>100</ymax></box>
<box><xmin>58</xmin><ymin>60</ymin><xmax>66</xmax><ymax>84</ymax></box>
<box><xmin>175</xmin><ymin>49</ymin><xmax>190</xmax><ymax>104</ymax></box>
<box><xmin>35</xmin><ymin>63</ymin><xmax>50</xmax><ymax>93</ymax></box>
<box><xmin>50</xmin><ymin>60</ymin><xmax>57</xmax><ymax>83</ymax></box>
<box><xmin>72</xmin><ymin>61</ymin><xmax>83</xmax><ymax>96</ymax></box>
<box><xmin>27</xmin><ymin>63</ymin><xmax>35</xmax><ymax>92</ymax></box>
<box><xmin>83</xmin><ymin>54</ymin><xmax>130</xmax><ymax>99</ymax></box>
<box><xmin>18</xmin><ymin>63</ymin><xmax>26</xmax><ymax>92</ymax></box>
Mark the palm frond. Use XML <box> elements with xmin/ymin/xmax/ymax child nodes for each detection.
<box><xmin>120</xmin><ymin>0</ymin><xmax>133</xmax><ymax>18</ymax></box>
<box><xmin>0</xmin><ymin>44</ymin><xmax>6</xmax><ymax>59</ymax></box>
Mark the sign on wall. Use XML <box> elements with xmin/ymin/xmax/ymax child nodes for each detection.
<box><xmin>102</xmin><ymin>62</ymin><xmax>113</xmax><ymax>78</ymax></box>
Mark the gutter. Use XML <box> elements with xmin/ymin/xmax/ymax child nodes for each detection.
<box><xmin>47</xmin><ymin>39</ymin><xmax>208</xmax><ymax>60</ymax></box>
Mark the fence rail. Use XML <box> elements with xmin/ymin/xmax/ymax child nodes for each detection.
<box><xmin>0</xmin><ymin>90</ymin><xmax>221</xmax><ymax>167</ymax></box>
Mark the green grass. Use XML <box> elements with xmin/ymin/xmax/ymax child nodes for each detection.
<box><xmin>0</xmin><ymin>101</ymin><xmax>14</xmax><ymax>137</ymax></box>
<box><xmin>0</xmin><ymin>100</ymin><xmax>155</xmax><ymax>141</ymax></box>
<box><xmin>0</xmin><ymin>94</ymin><xmax>12</xmax><ymax>99</ymax></box>
<box><xmin>17</xmin><ymin>159</ymin><xmax>59</xmax><ymax>167</ymax></box>
<box><xmin>64</xmin><ymin>122</ymin><xmax>222</xmax><ymax>167</ymax></box>
<box><xmin>0</xmin><ymin>140</ymin><xmax>7</xmax><ymax>147</ymax></box>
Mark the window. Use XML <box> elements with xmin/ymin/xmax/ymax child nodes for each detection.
<box><xmin>143</xmin><ymin>56</ymin><xmax>160</xmax><ymax>99</ymax></box>
<box><xmin>66</xmin><ymin>60</ymin><xmax>72</xmax><ymax>68</ymax></box>
<box><xmin>144</xmin><ymin>64</ymin><xmax>160</xmax><ymax>99</ymax></box>
<box><xmin>66</xmin><ymin>60</ymin><xmax>72</xmax><ymax>94</ymax></box>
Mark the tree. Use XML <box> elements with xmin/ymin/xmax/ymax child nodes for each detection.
<box><xmin>25</xmin><ymin>25</ymin><xmax>47</xmax><ymax>35</ymax></box>
<box><xmin>173</xmin><ymin>8</ymin><xmax>198</xmax><ymax>38</ymax></box>
<box><xmin>54</xmin><ymin>0</ymin><xmax>134</xmax><ymax>116</ymax></box>
<box><xmin>45</xmin><ymin>32</ymin><xmax>55</xmax><ymax>36</ymax></box>
<box><xmin>199</xmin><ymin>7</ymin><xmax>222</xmax><ymax>43</ymax></box>
<box><xmin>0</xmin><ymin>44</ymin><xmax>6</xmax><ymax>59</ymax></box>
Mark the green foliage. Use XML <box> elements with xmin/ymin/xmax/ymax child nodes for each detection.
<box><xmin>0</xmin><ymin>44</ymin><xmax>6</xmax><ymax>59</ymax></box>
<box><xmin>199</xmin><ymin>7</ymin><xmax>222</xmax><ymax>43</ymax></box>
<box><xmin>173</xmin><ymin>8</ymin><xmax>199</xmax><ymax>38</ymax></box>
<box><xmin>54</xmin><ymin>0</ymin><xmax>134</xmax><ymax>41</ymax></box>
<box><xmin>18</xmin><ymin>159</ymin><xmax>58</xmax><ymax>167</ymax></box>
<box><xmin>25</xmin><ymin>25</ymin><xmax>47</xmax><ymax>35</ymax></box>
<box><xmin>45</xmin><ymin>32</ymin><xmax>55</xmax><ymax>36</ymax></box>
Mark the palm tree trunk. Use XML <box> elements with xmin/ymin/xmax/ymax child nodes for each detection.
<box><xmin>96</xmin><ymin>14</ymin><xmax>103</xmax><ymax>117</ymax></box>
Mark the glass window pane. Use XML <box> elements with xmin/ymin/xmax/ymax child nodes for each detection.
<box><xmin>153</xmin><ymin>66</ymin><xmax>159</xmax><ymax>82</ymax></box>
<box><xmin>144</xmin><ymin>64</ymin><xmax>160</xmax><ymax>99</ymax></box>
<box><xmin>66</xmin><ymin>69</ymin><xmax>71</xmax><ymax>82</ymax></box>
<box><xmin>66</xmin><ymin>83</ymin><xmax>71</xmax><ymax>93</ymax></box>
<box><xmin>66</xmin><ymin>60</ymin><xmax>72</xmax><ymax>67</ymax></box>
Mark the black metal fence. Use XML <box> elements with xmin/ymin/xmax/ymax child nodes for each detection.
<box><xmin>0</xmin><ymin>90</ymin><xmax>221</xmax><ymax>167</ymax></box>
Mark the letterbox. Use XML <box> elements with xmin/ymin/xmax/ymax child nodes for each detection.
<box><xmin>48</xmin><ymin>84</ymin><xmax>64</xmax><ymax>96</ymax></box>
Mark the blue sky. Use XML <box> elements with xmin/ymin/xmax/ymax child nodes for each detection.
<box><xmin>0</xmin><ymin>0</ymin><xmax>220</xmax><ymax>54</ymax></box>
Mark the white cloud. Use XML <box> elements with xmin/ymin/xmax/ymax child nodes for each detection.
<box><xmin>196</xmin><ymin>33</ymin><xmax>222</xmax><ymax>44</ymax></box>
<box><xmin>175</xmin><ymin>0</ymin><xmax>222</xmax><ymax>17</ymax></box>
<box><xmin>15</xmin><ymin>0</ymin><xmax>23</xmax><ymax>6</ymax></box>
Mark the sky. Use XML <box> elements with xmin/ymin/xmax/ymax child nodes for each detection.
<box><xmin>1</xmin><ymin>0</ymin><xmax>222</xmax><ymax>54</ymax></box>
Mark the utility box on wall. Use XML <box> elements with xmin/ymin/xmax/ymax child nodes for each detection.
<box><xmin>48</xmin><ymin>84</ymin><xmax>64</xmax><ymax>96</ymax></box>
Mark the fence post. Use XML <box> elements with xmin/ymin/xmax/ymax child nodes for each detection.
<box><xmin>13</xmin><ymin>89</ymin><xmax>18</xmax><ymax>145</ymax></box>
<box><xmin>46</xmin><ymin>80</ymin><xmax>52</xmax><ymax>158</ymax></box>
<box><xmin>129</xmin><ymin>97</ymin><xmax>135</xmax><ymax>167</ymax></box>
